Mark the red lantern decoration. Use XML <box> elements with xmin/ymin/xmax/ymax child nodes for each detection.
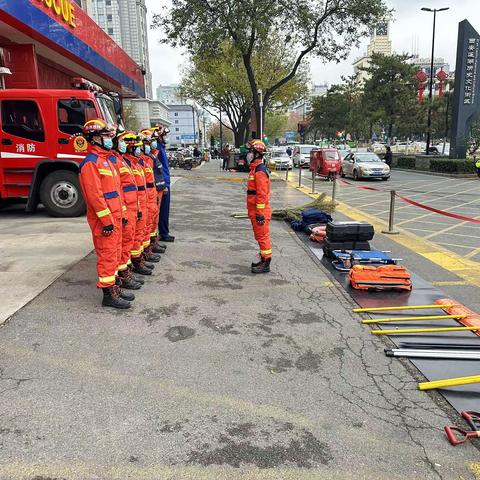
<box><xmin>436</xmin><ymin>68</ymin><xmax>448</xmax><ymax>97</ymax></box>
<box><xmin>416</xmin><ymin>70</ymin><xmax>428</xmax><ymax>104</ymax></box>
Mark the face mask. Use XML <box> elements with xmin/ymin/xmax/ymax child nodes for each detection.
<box><xmin>151</xmin><ymin>141</ymin><xmax>158</xmax><ymax>150</ymax></box>
<box><xmin>134</xmin><ymin>147</ymin><xmax>141</xmax><ymax>157</ymax></box>
<box><xmin>145</xmin><ymin>145</ymin><xmax>151</xmax><ymax>155</ymax></box>
<box><xmin>103</xmin><ymin>137</ymin><xmax>113</xmax><ymax>150</ymax></box>
<box><xmin>118</xmin><ymin>141</ymin><xmax>127</xmax><ymax>154</ymax></box>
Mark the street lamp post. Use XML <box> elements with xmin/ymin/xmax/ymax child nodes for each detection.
<box><xmin>421</xmin><ymin>6</ymin><xmax>449</xmax><ymax>156</ymax></box>
<box><xmin>258</xmin><ymin>89</ymin><xmax>263</xmax><ymax>140</ymax></box>
<box><xmin>219</xmin><ymin>105</ymin><xmax>223</xmax><ymax>153</ymax></box>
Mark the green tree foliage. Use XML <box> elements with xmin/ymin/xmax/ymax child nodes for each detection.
<box><xmin>207</xmin><ymin>120</ymin><xmax>234</xmax><ymax>147</ymax></box>
<box><xmin>180</xmin><ymin>38</ymin><xmax>308</xmax><ymax>146</ymax></box>
<box><xmin>362</xmin><ymin>53</ymin><xmax>419</xmax><ymax>140</ymax></box>
<box><xmin>467</xmin><ymin>120</ymin><xmax>480</xmax><ymax>157</ymax></box>
<box><xmin>265</xmin><ymin>112</ymin><xmax>289</xmax><ymax>142</ymax></box>
<box><xmin>153</xmin><ymin>0</ymin><xmax>388</xmax><ymax>139</ymax></box>
<box><xmin>123</xmin><ymin>102</ymin><xmax>140</xmax><ymax>132</ymax></box>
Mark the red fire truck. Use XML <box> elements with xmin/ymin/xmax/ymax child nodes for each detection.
<box><xmin>0</xmin><ymin>78</ymin><xmax>123</xmax><ymax>217</ymax></box>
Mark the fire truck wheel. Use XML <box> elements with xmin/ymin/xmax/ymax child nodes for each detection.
<box><xmin>40</xmin><ymin>170</ymin><xmax>86</xmax><ymax>218</ymax></box>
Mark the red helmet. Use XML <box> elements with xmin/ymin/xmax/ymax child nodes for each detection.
<box><xmin>82</xmin><ymin>119</ymin><xmax>115</xmax><ymax>138</ymax></box>
<box><xmin>248</xmin><ymin>139</ymin><xmax>267</xmax><ymax>156</ymax></box>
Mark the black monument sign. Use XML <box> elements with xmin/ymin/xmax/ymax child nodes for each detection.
<box><xmin>451</xmin><ymin>20</ymin><xmax>480</xmax><ymax>159</ymax></box>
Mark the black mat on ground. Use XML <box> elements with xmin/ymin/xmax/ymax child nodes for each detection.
<box><xmin>300</xmin><ymin>232</ymin><xmax>480</xmax><ymax>414</ymax></box>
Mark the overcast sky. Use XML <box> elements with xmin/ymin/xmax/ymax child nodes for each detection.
<box><xmin>145</xmin><ymin>0</ymin><xmax>476</xmax><ymax>92</ymax></box>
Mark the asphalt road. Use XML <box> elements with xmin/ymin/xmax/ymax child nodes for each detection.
<box><xmin>0</xmin><ymin>160</ymin><xmax>477</xmax><ymax>480</ymax></box>
<box><xmin>287</xmin><ymin>168</ymin><xmax>480</xmax><ymax>260</ymax></box>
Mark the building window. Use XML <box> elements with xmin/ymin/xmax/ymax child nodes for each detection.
<box><xmin>1</xmin><ymin>100</ymin><xmax>45</xmax><ymax>142</ymax></box>
<box><xmin>174</xmin><ymin>112</ymin><xmax>178</xmax><ymax>116</ymax></box>
<box><xmin>107</xmin><ymin>14</ymin><xmax>112</xmax><ymax>21</ymax></box>
<box><xmin>174</xmin><ymin>120</ymin><xmax>178</xmax><ymax>124</ymax></box>
<box><xmin>106</xmin><ymin>0</ymin><xmax>111</xmax><ymax>4</ymax></box>
<box><xmin>108</xmin><ymin>28</ymin><xmax>114</xmax><ymax>35</ymax></box>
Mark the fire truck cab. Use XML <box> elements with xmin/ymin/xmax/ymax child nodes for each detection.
<box><xmin>0</xmin><ymin>78</ymin><xmax>122</xmax><ymax>217</ymax></box>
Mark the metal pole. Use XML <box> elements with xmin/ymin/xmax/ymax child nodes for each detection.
<box><xmin>386</xmin><ymin>349</ymin><xmax>480</xmax><ymax>360</ymax></box>
<box><xmin>332</xmin><ymin>175</ymin><xmax>337</xmax><ymax>203</ymax></box>
<box><xmin>311</xmin><ymin>171</ymin><xmax>316</xmax><ymax>194</ymax></box>
<box><xmin>285</xmin><ymin>166</ymin><xmax>289</xmax><ymax>182</ymax></box>
<box><xmin>382</xmin><ymin>190</ymin><xmax>399</xmax><ymax>234</ymax></box>
<box><xmin>258</xmin><ymin>89</ymin><xmax>263</xmax><ymax>141</ymax></box>
<box><xmin>298</xmin><ymin>164</ymin><xmax>302</xmax><ymax>188</ymax></box>
<box><xmin>425</xmin><ymin>10</ymin><xmax>436</xmax><ymax>156</ymax></box>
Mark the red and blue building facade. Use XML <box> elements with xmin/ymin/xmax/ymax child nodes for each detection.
<box><xmin>0</xmin><ymin>0</ymin><xmax>145</xmax><ymax>97</ymax></box>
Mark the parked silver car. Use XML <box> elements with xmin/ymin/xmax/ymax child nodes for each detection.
<box><xmin>340</xmin><ymin>152</ymin><xmax>390</xmax><ymax>181</ymax></box>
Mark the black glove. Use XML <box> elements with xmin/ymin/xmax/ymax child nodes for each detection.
<box><xmin>137</xmin><ymin>211</ymin><xmax>143</xmax><ymax>220</ymax></box>
<box><xmin>122</xmin><ymin>218</ymin><xmax>128</xmax><ymax>226</ymax></box>
<box><xmin>102</xmin><ymin>224</ymin><xmax>114</xmax><ymax>236</ymax></box>
<box><xmin>256</xmin><ymin>214</ymin><xmax>265</xmax><ymax>226</ymax></box>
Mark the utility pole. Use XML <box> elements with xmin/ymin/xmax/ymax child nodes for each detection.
<box><xmin>421</xmin><ymin>6</ymin><xmax>450</xmax><ymax>155</ymax></box>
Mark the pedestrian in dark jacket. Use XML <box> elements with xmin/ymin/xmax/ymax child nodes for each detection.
<box><xmin>384</xmin><ymin>146</ymin><xmax>393</xmax><ymax>167</ymax></box>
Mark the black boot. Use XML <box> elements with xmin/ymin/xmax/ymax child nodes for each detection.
<box><xmin>160</xmin><ymin>235</ymin><xmax>175</xmax><ymax>242</ymax></box>
<box><xmin>102</xmin><ymin>286</ymin><xmax>131</xmax><ymax>309</ymax></box>
<box><xmin>119</xmin><ymin>289</ymin><xmax>135</xmax><ymax>301</ymax></box>
<box><xmin>251</xmin><ymin>259</ymin><xmax>262</xmax><ymax>268</ymax></box>
<box><xmin>144</xmin><ymin>251</ymin><xmax>161</xmax><ymax>263</ymax></box>
<box><xmin>152</xmin><ymin>243</ymin><xmax>166</xmax><ymax>254</ymax></box>
<box><xmin>119</xmin><ymin>271</ymin><xmax>142</xmax><ymax>290</ymax></box>
<box><xmin>132</xmin><ymin>258</ymin><xmax>153</xmax><ymax>276</ymax></box>
<box><xmin>128</xmin><ymin>265</ymin><xmax>145</xmax><ymax>284</ymax></box>
<box><xmin>142</xmin><ymin>254</ymin><xmax>155</xmax><ymax>270</ymax></box>
<box><xmin>251</xmin><ymin>258</ymin><xmax>271</xmax><ymax>274</ymax></box>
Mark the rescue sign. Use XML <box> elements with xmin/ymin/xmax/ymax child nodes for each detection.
<box><xmin>37</xmin><ymin>0</ymin><xmax>76</xmax><ymax>28</ymax></box>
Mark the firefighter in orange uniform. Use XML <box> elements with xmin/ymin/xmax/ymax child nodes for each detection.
<box><xmin>111</xmin><ymin>131</ymin><xmax>143</xmax><ymax>290</ymax></box>
<box><xmin>125</xmin><ymin>134</ymin><xmax>155</xmax><ymax>276</ymax></box>
<box><xmin>140</xmin><ymin>129</ymin><xmax>163</xmax><ymax>260</ymax></box>
<box><xmin>247</xmin><ymin>139</ymin><xmax>272</xmax><ymax>273</ymax></box>
<box><xmin>78</xmin><ymin>119</ymin><xmax>134</xmax><ymax>308</ymax></box>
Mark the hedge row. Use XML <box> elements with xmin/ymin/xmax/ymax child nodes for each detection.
<box><xmin>430</xmin><ymin>159</ymin><xmax>477</xmax><ymax>174</ymax></box>
<box><xmin>396</xmin><ymin>156</ymin><xmax>416</xmax><ymax>169</ymax></box>
<box><xmin>395</xmin><ymin>156</ymin><xmax>477</xmax><ymax>174</ymax></box>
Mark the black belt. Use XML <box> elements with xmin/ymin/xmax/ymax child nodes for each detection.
<box><xmin>137</xmin><ymin>185</ymin><xmax>146</xmax><ymax>191</ymax></box>
<box><xmin>247</xmin><ymin>190</ymin><xmax>257</xmax><ymax>195</ymax></box>
<box><xmin>146</xmin><ymin>182</ymin><xmax>155</xmax><ymax>189</ymax></box>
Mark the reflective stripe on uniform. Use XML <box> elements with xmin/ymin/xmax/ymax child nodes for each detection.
<box><xmin>131</xmin><ymin>249</ymin><xmax>142</xmax><ymax>256</ymax></box>
<box><xmin>122</xmin><ymin>205</ymin><xmax>127</xmax><ymax>212</ymax></box>
<box><xmin>127</xmin><ymin>259</ymin><xmax>132</xmax><ymax>265</ymax></box>
<box><xmin>96</xmin><ymin>208</ymin><xmax>111</xmax><ymax>218</ymax></box>
<box><xmin>118</xmin><ymin>263</ymin><xmax>128</xmax><ymax>271</ymax></box>
<box><xmin>256</xmin><ymin>204</ymin><xmax>265</xmax><ymax>209</ymax></box>
<box><xmin>98</xmin><ymin>275</ymin><xmax>116</xmax><ymax>284</ymax></box>
<box><xmin>150</xmin><ymin>231</ymin><xmax>157</xmax><ymax>237</ymax></box>
<box><xmin>119</xmin><ymin>167</ymin><xmax>130</xmax><ymax>174</ymax></box>
<box><xmin>132</xmin><ymin>169</ymin><xmax>141</xmax><ymax>175</ymax></box>
<box><xmin>260</xmin><ymin>249</ymin><xmax>272</xmax><ymax>255</ymax></box>
<box><xmin>143</xmin><ymin>240</ymin><xmax>150</xmax><ymax>247</ymax></box>
<box><xmin>145</xmin><ymin>167</ymin><xmax>153</xmax><ymax>173</ymax></box>
<box><xmin>98</xmin><ymin>169</ymin><xmax>113</xmax><ymax>176</ymax></box>
<box><xmin>248</xmin><ymin>176</ymin><xmax>254</xmax><ymax>180</ymax></box>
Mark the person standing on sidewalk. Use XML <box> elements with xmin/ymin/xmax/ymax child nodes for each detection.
<box><xmin>384</xmin><ymin>146</ymin><xmax>393</xmax><ymax>167</ymax></box>
<box><xmin>247</xmin><ymin>139</ymin><xmax>272</xmax><ymax>274</ymax></box>
<box><xmin>78</xmin><ymin>119</ymin><xmax>132</xmax><ymax>309</ymax></box>
<box><xmin>156</xmin><ymin>126</ymin><xmax>175</xmax><ymax>242</ymax></box>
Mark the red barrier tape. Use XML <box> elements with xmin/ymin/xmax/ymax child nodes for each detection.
<box><xmin>395</xmin><ymin>194</ymin><xmax>480</xmax><ymax>224</ymax></box>
<box><xmin>338</xmin><ymin>178</ymin><xmax>480</xmax><ymax>224</ymax></box>
<box><xmin>339</xmin><ymin>179</ymin><xmax>383</xmax><ymax>191</ymax></box>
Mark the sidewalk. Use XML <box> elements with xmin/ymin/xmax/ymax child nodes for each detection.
<box><xmin>0</xmin><ymin>160</ymin><xmax>477</xmax><ymax>480</ymax></box>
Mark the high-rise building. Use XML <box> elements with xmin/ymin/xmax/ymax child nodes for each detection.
<box><xmin>353</xmin><ymin>22</ymin><xmax>392</xmax><ymax>83</ymax></box>
<box><xmin>89</xmin><ymin>0</ymin><xmax>153</xmax><ymax>99</ymax></box>
<box><xmin>157</xmin><ymin>84</ymin><xmax>183</xmax><ymax>105</ymax></box>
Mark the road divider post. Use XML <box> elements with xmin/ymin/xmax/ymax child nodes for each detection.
<box><xmin>285</xmin><ymin>166</ymin><xmax>289</xmax><ymax>182</ymax></box>
<box><xmin>382</xmin><ymin>190</ymin><xmax>399</xmax><ymax>235</ymax></box>
<box><xmin>311</xmin><ymin>171</ymin><xmax>316</xmax><ymax>194</ymax></box>
<box><xmin>332</xmin><ymin>176</ymin><xmax>337</xmax><ymax>203</ymax></box>
<box><xmin>298</xmin><ymin>165</ymin><xmax>302</xmax><ymax>188</ymax></box>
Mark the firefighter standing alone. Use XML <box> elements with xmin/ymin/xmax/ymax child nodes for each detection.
<box><xmin>247</xmin><ymin>140</ymin><xmax>272</xmax><ymax>274</ymax></box>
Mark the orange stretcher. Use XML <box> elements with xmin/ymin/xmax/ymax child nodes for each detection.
<box><xmin>348</xmin><ymin>264</ymin><xmax>412</xmax><ymax>291</ymax></box>
<box><xmin>436</xmin><ymin>298</ymin><xmax>480</xmax><ymax>338</ymax></box>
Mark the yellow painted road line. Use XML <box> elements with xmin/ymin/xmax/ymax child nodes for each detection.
<box><xmin>435</xmin><ymin>242</ymin><xmax>475</xmax><ymax>250</ymax></box>
<box><xmin>432</xmin><ymin>281</ymin><xmax>469</xmax><ymax>286</ymax></box>
<box><xmin>275</xmin><ymin>173</ymin><xmax>480</xmax><ymax>286</ymax></box>
<box><xmin>466</xmin><ymin>246</ymin><xmax>480</xmax><ymax>260</ymax></box>
<box><xmin>424</xmin><ymin>214</ymin><xmax>480</xmax><ymax>240</ymax></box>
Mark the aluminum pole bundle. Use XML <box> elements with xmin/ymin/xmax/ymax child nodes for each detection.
<box><xmin>385</xmin><ymin>349</ymin><xmax>480</xmax><ymax>360</ymax></box>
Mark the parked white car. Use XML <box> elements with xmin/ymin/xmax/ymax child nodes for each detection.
<box><xmin>340</xmin><ymin>152</ymin><xmax>390</xmax><ymax>181</ymax></box>
<box><xmin>292</xmin><ymin>144</ymin><xmax>317</xmax><ymax>168</ymax></box>
<box><xmin>268</xmin><ymin>151</ymin><xmax>293</xmax><ymax>170</ymax></box>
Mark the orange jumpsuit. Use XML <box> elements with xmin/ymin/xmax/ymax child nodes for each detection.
<box><xmin>127</xmin><ymin>153</ymin><xmax>147</xmax><ymax>259</ymax></box>
<box><xmin>111</xmin><ymin>151</ymin><xmax>139</xmax><ymax>272</ymax></box>
<box><xmin>247</xmin><ymin>159</ymin><xmax>272</xmax><ymax>259</ymax></box>
<box><xmin>79</xmin><ymin>145</ymin><xmax>123</xmax><ymax>288</ymax></box>
<box><xmin>141</xmin><ymin>154</ymin><xmax>158</xmax><ymax>250</ymax></box>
